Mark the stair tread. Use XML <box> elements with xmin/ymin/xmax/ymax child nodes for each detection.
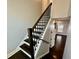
<box><xmin>41</xmin><ymin>18</ymin><xmax>49</xmax><ymax>21</ymax></box>
<box><xmin>39</xmin><ymin>21</ymin><xmax>47</xmax><ymax>23</ymax></box>
<box><xmin>35</xmin><ymin>27</ymin><xmax>44</xmax><ymax>30</ymax></box>
<box><xmin>36</xmin><ymin>26</ymin><xmax>45</xmax><ymax>29</ymax></box>
<box><xmin>32</xmin><ymin>35</ymin><xmax>40</xmax><ymax>39</ymax></box>
<box><xmin>33</xmin><ymin>31</ymin><xmax>43</xmax><ymax>34</ymax></box>
<box><xmin>37</xmin><ymin>24</ymin><xmax>46</xmax><ymax>26</ymax></box>
<box><xmin>8</xmin><ymin>50</ymin><xmax>30</xmax><ymax>59</ymax></box>
<box><xmin>24</xmin><ymin>39</ymin><xmax>36</xmax><ymax>46</ymax></box>
<box><xmin>39</xmin><ymin>20</ymin><xmax>48</xmax><ymax>22</ymax></box>
<box><xmin>34</xmin><ymin>29</ymin><xmax>44</xmax><ymax>33</ymax></box>
<box><xmin>36</xmin><ymin>25</ymin><xmax>45</xmax><ymax>26</ymax></box>
<box><xmin>38</xmin><ymin>22</ymin><xmax>47</xmax><ymax>24</ymax></box>
<box><xmin>41</xmin><ymin>17</ymin><xmax>49</xmax><ymax>20</ymax></box>
<box><xmin>20</xmin><ymin>44</ymin><xmax>31</xmax><ymax>55</ymax></box>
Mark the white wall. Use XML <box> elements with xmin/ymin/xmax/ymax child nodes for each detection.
<box><xmin>41</xmin><ymin>0</ymin><xmax>71</xmax><ymax>18</ymax></box>
<box><xmin>51</xmin><ymin>0</ymin><xmax>70</xmax><ymax>18</ymax></box>
<box><xmin>42</xmin><ymin>0</ymin><xmax>50</xmax><ymax>12</ymax></box>
<box><xmin>63</xmin><ymin>22</ymin><xmax>71</xmax><ymax>59</ymax></box>
<box><xmin>7</xmin><ymin>0</ymin><xmax>42</xmax><ymax>54</ymax></box>
<box><xmin>49</xmin><ymin>18</ymin><xmax>70</xmax><ymax>47</ymax></box>
<box><xmin>49</xmin><ymin>20</ymin><xmax>70</xmax><ymax>59</ymax></box>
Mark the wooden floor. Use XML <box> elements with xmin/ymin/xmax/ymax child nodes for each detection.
<box><xmin>41</xmin><ymin>53</ymin><xmax>52</xmax><ymax>59</ymax></box>
<box><xmin>41</xmin><ymin>48</ymin><xmax>54</xmax><ymax>59</ymax></box>
<box><xmin>8</xmin><ymin>50</ymin><xmax>30</xmax><ymax>59</ymax></box>
<box><xmin>8</xmin><ymin>48</ymin><xmax>60</xmax><ymax>59</ymax></box>
<box><xmin>8</xmin><ymin>48</ymin><xmax>53</xmax><ymax>59</ymax></box>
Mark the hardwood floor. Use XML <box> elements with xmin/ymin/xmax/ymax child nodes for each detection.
<box><xmin>41</xmin><ymin>48</ymin><xmax>54</xmax><ymax>59</ymax></box>
<box><xmin>42</xmin><ymin>34</ymin><xmax>67</xmax><ymax>59</ymax></box>
<box><xmin>8</xmin><ymin>34</ymin><xmax>66</xmax><ymax>59</ymax></box>
<box><xmin>8</xmin><ymin>50</ymin><xmax>30</xmax><ymax>59</ymax></box>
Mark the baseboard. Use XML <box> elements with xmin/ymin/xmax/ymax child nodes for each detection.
<box><xmin>7</xmin><ymin>47</ymin><xmax>20</xmax><ymax>58</ymax></box>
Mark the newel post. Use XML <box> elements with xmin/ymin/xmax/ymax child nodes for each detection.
<box><xmin>28</xmin><ymin>28</ymin><xmax>34</xmax><ymax>59</ymax></box>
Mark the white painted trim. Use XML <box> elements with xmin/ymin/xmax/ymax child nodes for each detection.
<box><xmin>41</xmin><ymin>18</ymin><xmax>51</xmax><ymax>39</ymax></box>
<box><xmin>34</xmin><ymin>40</ymin><xmax>42</xmax><ymax>57</ymax></box>
<box><xmin>35</xmin><ymin>18</ymin><xmax>51</xmax><ymax>58</ymax></box>
<box><xmin>19</xmin><ymin>48</ymin><xmax>31</xmax><ymax>58</ymax></box>
<box><xmin>7</xmin><ymin>47</ymin><xmax>20</xmax><ymax>58</ymax></box>
<box><xmin>19</xmin><ymin>40</ymin><xmax>30</xmax><ymax>46</ymax></box>
<box><xmin>18</xmin><ymin>35</ymin><xmax>29</xmax><ymax>47</ymax></box>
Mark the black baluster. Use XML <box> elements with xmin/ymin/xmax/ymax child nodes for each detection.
<box><xmin>28</xmin><ymin>28</ymin><xmax>34</xmax><ymax>59</ymax></box>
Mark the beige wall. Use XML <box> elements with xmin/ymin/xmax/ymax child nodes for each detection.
<box><xmin>7</xmin><ymin>0</ymin><xmax>42</xmax><ymax>54</ymax></box>
<box><xmin>41</xmin><ymin>0</ymin><xmax>71</xmax><ymax>18</ymax></box>
<box><xmin>51</xmin><ymin>0</ymin><xmax>71</xmax><ymax>18</ymax></box>
<box><xmin>63</xmin><ymin>22</ymin><xmax>71</xmax><ymax>59</ymax></box>
<box><xmin>42</xmin><ymin>0</ymin><xmax>50</xmax><ymax>12</ymax></box>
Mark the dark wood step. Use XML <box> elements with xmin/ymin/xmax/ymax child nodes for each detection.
<box><xmin>8</xmin><ymin>50</ymin><xmax>30</xmax><ymax>59</ymax></box>
<box><xmin>24</xmin><ymin>39</ymin><xmax>36</xmax><ymax>46</ymax></box>
<box><xmin>41</xmin><ymin>53</ymin><xmax>50</xmax><ymax>59</ymax></box>
<box><xmin>34</xmin><ymin>28</ymin><xmax>44</xmax><ymax>31</ymax></box>
<box><xmin>37</xmin><ymin>24</ymin><xmax>45</xmax><ymax>26</ymax></box>
<box><xmin>39</xmin><ymin>20</ymin><xmax>48</xmax><ymax>22</ymax></box>
<box><xmin>40</xmin><ymin>17</ymin><xmax>49</xmax><ymax>20</ymax></box>
<box><xmin>20</xmin><ymin>44</ymin><xmax>31</xmax><ymax>55</ymax></box>
<box><xmin>33</xmin><ymin>31</ymin><xmax>43</xmax><ymax>34</ymax></box>
<box><xmin>39</xmin><ymin>21</ymin><xmax>48</xmax><ymax>23</ymax></box>
<box><xmin>32</xmin><ymin>35</ymin><xmax>40</xmax><ymax>39</ymax></box>
<box><xmin>36</xmin><ymin>26</ymin><xmax>45</xmax><ymax>29</ymax></box>
<box><xmin>41</xmin><ymin>18</ymin><xmax>49</xmax><ymax>21</ymax></box>
<box><xmin>38</xmin><ymin>22</ymin><xmax>47</xmax><ymax>24</ymax></box>
<box><xmin>36</xmin><ymin>25</ymin><xmax>45</xmax><ymax>26</ymax></box>
<box><xmin>34</xmin><ymin>29</ymin><xmax>44</xmax><ymax>33</ymax></box>
<box><xmin>35</xmin><ymin>27</ymin><xmax>44</xmax><ymax>30</ymax></box>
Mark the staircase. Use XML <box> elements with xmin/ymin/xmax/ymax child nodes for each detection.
<box><xmin>8</xmin><ymin>3</ymin><xmax>52</xmax><ymax>59</ymax></box>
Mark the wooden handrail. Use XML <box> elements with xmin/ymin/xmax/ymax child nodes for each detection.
<box><xmin>28</xmin><ymin>3</ymin><xmax>52</xmax><ymax>59</ymax></box>
<box><xmin>32</xmin><ymin>3</ymin><xmax>52</xmax><ymax>30</ymax></box>
<box><xmin>40</xmin><ymin>39</ymin><xmax>50</xmax><ymax>44</ymax></box>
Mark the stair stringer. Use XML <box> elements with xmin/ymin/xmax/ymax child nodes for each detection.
<box><xmin>35</xmin><ymin>18</ymin><xmax>52</xmax><ymax>59</ymax></box>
